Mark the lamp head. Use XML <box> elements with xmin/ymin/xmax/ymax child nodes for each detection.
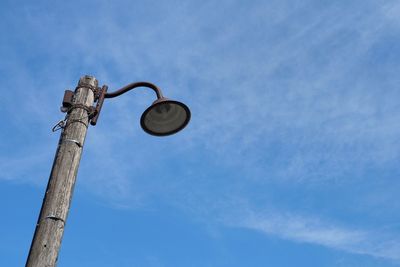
<box><xmin>140</xmin><ymin>98</ymin><xmax>191</xmax><ymax>136</ymax></box>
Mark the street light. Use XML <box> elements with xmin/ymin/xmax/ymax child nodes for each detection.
<box><xmin>26</xmin><ymin>75</ymin><xmax>190</xmax><ymax>267</ymax></box>
<box><xmin>141</xmin><ymin>98</ymin><xmax>191</xmax><ymax>136</ymax></box>
<box><xmin>97</xmin><ymin>81</ymin><xmax>191</xmax><ymax>136</ymax></box>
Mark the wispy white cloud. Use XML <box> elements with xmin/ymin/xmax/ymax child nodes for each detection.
<box><xmin>1</xmin><ymin>3</ymin><xmax>400</xmax><ymax>264</ymax></box>
<box><xmin>381</xmin><ymin>1</ymin><xmax>400</xmax><ymax>25</ymax></box>
<box><xmin>228</xmin><ymin>209</ymin><xmax>400</xmax><ymax>261</ymax></box>
<box><xmin>171</xmin><ymin>1</ymin><xmax>400</xmax><ymax>185</ymax></box>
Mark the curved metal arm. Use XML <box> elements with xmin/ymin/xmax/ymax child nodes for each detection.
<box><xmin>105</xmin><ymin>82</ymin><xmax>163</xmax><ymax>99</ymax></box>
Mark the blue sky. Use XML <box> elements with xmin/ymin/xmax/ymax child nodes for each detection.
<box><xmin>1</xmin><ymin>0</ymin><xmax>400</xmax><ymax>266</ymax></box>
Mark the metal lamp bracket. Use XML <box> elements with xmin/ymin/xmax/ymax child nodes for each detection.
<box><xmin>60</xmin><ymin>85</ymin><xmax>108</xmax><ymax>126</ymax></box>
<box><xmin>90</xmin><ymin>85</ymin><xmax>108</xmax><ymax>126</ymax></box>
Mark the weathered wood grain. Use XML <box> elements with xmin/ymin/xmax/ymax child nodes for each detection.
<box><xmin>26</xmin><ymin>76</ymin><xmax>97</xmax><ymax>267</ymax></box>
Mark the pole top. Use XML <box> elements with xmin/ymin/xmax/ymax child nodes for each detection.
<box><xmin>78</xmin><ymin>75</ymin><xmax>98</xmax><ymax>88</ymax></box>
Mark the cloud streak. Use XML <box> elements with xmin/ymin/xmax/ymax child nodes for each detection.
<box><xmin>1</xmin><ymin>1</ymin><xmax>400</xmax><ymax>265</ymax></box>
<box><xmin>229</xmin><ymin>209</ymin><xmax>400</xmax><ymax>261</ymax></box>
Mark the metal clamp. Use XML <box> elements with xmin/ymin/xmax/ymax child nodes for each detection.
<box><xmin>75</xmin><ymin>83</ymin><xmax>98</xmax><ymax>95</ymax></box>
<box><xmin>64</xmin><ymin>138</ymin><xmax>82</xmax><ymax>147</ymax></box>
<box><xmin>68</xmin><ymin>104</ymin><xmax>95</xmax><ymax>115</ymax></box>
<box><xmin>45</xmin><ymin>214</ymin><xmax>65</xmax><ymax>223</ymax></box>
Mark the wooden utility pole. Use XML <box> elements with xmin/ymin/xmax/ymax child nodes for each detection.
<box><xmin>26</xmin><ymin>75</ymin><xmax>97</xmax><ymax>267</ymax></box>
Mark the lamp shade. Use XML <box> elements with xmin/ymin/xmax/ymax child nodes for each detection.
<box><xmin>140</xmin><ymin>98</ymin><xmax>191</xmax><ymax>136</ymax></box>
